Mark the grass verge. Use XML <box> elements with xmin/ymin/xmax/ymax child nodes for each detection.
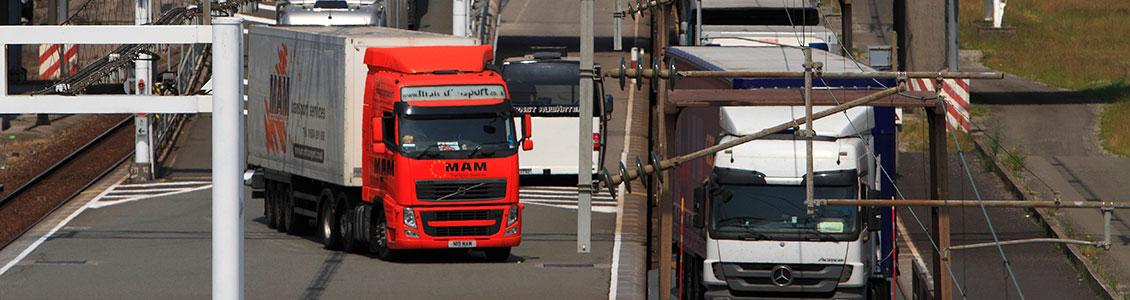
<box><xmin>958</xmin><ymin>1</ymin><xmax>1130</xmax><ymax>156</ymax></box>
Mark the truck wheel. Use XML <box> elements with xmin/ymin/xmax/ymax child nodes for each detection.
<box><xmin>283</xmin><ymin>184</ymin><xmax>304</xmax><ymax>234</ymax></box>
<box><xmin>264</xmin><ymin>181</ymin><xmax>277</xmax><ymax>229</ymax></box>
<box><xmin>338</xmin><ymin>193</ymin><xmax>360</xmax><ymax>253</ymax></box>
<box><xmin>369</xmin><ymin>206</ymin><xmax>395</xmax><ymax>260</ymax></box>
<box><xmin>483</xmin><ymin>247</ymin><xmax>511</xmax><ymax>261</ymax></box>
<box><xmin>319</xmin><ymin>191</ymin><xmax>342</xmax><ymax>250</ymax></box>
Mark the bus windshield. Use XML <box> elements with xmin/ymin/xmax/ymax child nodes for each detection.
<box><xmin>502</xmin><ymin>61</ymin><xmax>600</xmax><ymax>117</ymax></box>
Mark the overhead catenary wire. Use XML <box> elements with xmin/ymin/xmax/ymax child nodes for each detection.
<box><xmin>816</xmin><ymin>75</ymin><xmax>969</xmax><ymax>298</ymax></box>
<box><xmin>945</xmin><ymin>102</ymin><xmax>1026</xmax><ymax>299</ymax></box>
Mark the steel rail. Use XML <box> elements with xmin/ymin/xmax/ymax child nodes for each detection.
<box><xmin>0</xmin><ymin>117</ymin><xmax>132</xmax><ymax>208</ymax></box>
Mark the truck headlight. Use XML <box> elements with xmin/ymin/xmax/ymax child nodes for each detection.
<box><xmin>403</xmin><ymin>208</ymin><xmax>417</xmax><ymax>229</ymax></box>
<box><xmin>507</xmin><ymin>204</ymin><xmax>520</xmax><ymax>226</ymax></box>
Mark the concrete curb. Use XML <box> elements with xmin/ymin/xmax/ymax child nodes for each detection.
<box><xmin>968</xmin><ymin>125</ymin><xmax>1123</xmax><ymax>300</ymax></box>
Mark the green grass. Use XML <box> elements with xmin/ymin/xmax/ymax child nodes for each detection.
<box><xmin>959</xmin><ymin>0</ymin><xmax>1130</xmax><ymax>156</ymax></box>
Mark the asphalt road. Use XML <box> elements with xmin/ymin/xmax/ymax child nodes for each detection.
<box><xmin>0</xmin><ymin>104</ymin><xmax>629</xmax><ymax>299</ymax></box>
<box><xmin>895</xmin><ymin>152</ymin><xmax>1098</xmax><ymax>299</ymax></box>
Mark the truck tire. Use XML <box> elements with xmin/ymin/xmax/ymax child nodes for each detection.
<box><xmin>264</xmin><ymin>181</ymin><xmax>277</xmax><ymax>229</ymax></box>
<box><xmin>338</xmin><ymin>193</ymin><xmax>361</xmax><ymax>253</ymax></box>
<box><xmin>319</xmin><ymin>190</ymin><xmax>342</xmax><ymax>250</ymax></box>
<box><xmin>282</xmin><ymin>183</ymin><xmax>304</xmax><ymax>234</ymax></box>
<box><xmin>368</xmin><ymin>205</ymin><xmax>395</xmax><ymax>260</ymax></box>
<box><xmin>483</xmin><ymin>247</ymin><xmax>511</xmax><ymax>261</ymax></box>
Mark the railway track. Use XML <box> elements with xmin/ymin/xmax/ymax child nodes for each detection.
<box><xmin>0</xmin><ymin>117</ymin><xmax>135</xmax><ymax>249</ymax></box>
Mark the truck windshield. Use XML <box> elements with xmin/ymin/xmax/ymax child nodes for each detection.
<box><xmin>710</xmin><ymin>184</ymin><xmax>859</xmax><ymax>240</ymax></box>
<box><xmin>502</xmin><ymin>61</ymin><xmax>600</xmax><ymax>117</ymax></box>
<box><xmin>398</xmin><ymin>114</ymin><xmax>517</xmax><ymax>159</ymax></box>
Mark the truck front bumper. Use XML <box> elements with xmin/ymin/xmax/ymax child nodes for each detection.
<box><xmin>704</xmin><ymin>284</ymin><xmax>865</xmax><ymax>300</ymax></box>
<box><xmin>385</xmin><ymin>203</ymin><xmax>522</xmax><ymax>250</ymax></box>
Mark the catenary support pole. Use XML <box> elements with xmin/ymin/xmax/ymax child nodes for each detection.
<box><xmin>212</xmin><ymin>17</ymin><xmax>244</xmax><ymax>300</ymax></box>
<box><xmin>453</xmin><ymin>0</ymin><xmax>468</xmax><ymax>37</ymax></box>
<box><xmin>927</xmin><ymin>105</ymin><xmax>952</xmax><ymax>300</ymax></box>
<box><xmin>947</xmin><ymin>0</ymin><xmax>958</xmax><ymax>71</ymax></box>
<box><xmin>613</xmin><ymin>0</ymin><xmax>622</xmax><ymax>51</ymax></box>
<box><xmin>577</xmin><ymin>0</ymin><xmax>593</xmax><ymax>254</ymax></box>
<box><xmin>840</xmin><ymin>0</ymin><xmax>852</xmax><ymax>55</ymax></box>
<box><xmin>203</xmin><ymin>0</ymin><xmax>211</xmax><ymax>25</ymax></box>
<box><xmin>803</xmin><ymin>48</ymin><xmax>814</xmax><ymax>214</ymax></box>
<box><xmin>656</xmin><ymin>3</ymin><xmax>673</xmax><ymax>300</ymax></box>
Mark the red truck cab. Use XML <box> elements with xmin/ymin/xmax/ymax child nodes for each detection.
<box><xmin>361</xmin><ymin>45</ymin><xmax>532</xmax><ymax>260</ymax></box>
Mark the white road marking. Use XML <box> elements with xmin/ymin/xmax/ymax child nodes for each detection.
<box><xmin>115</xmin><ymin>181</ymin><xmax>211</xmax><ymax>188</ymax></box>
<box><xmin>520</xmin><ymin>186</ymin><xmax>617</xmax><ymax>213</ymax></box>
<box><xmin>89</xmin><ymin>182</ymin><xmax>212</xmax><ymax>209</ymax></box>
<box><xmin>0</xmin><ymin>176</ymin><xmax>126</xmax><ymax>277</ymax></box>
<box><xmin>609</xmin><ymin>53</ymin><xmax>640</xmax><ymax>300</ymax></box>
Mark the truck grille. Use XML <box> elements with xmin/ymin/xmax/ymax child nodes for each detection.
<box><xmin>717</xmin><ymin>263</ymin><xmax>847</xmax><ymax>294</ymax></box>
<box><xmin>416</xmin><ymin>179</ymin><xmax>507</xmax><ymax>202</ymax></box>
<box><xmin>419</xmin><ymin>209</ymin><xmax>503</xmax><ymax>237</ymax></box>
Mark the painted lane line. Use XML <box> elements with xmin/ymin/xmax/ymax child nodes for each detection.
<box><xmin>115</xmin><ymin>181</ymin><xmax>211</xmax><ymax>188</ymax></box>
<box><xmin>0</xmin><ymin>176</ymin><xmax>127</xmax><ymax>277</ymax></box>
<box><xmin>524</xmin><ymin>202</ymin><xmax>617</xmax><ymax>214</ymax></box>
<box><xmin>609</xmin><ymin>62</ymin><xmax>639</xmax><ymax>299</ymax></box>
<box><xmin>521</xmin><ymin>199</ymin><xmax>618</xmax><ymax>206</ymax></box>
<box><xmin>105</xmin><ymin>187</ymin><xmax>194</xmax><ymax>194</ymax></box>
<box><xmin>89</xmin><ymin>184</ymin><xmax>212</xmax><ymax>209</ymax></box>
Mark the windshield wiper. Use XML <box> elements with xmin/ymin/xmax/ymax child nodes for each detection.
<box><xmin>414</xmin><ymin>144</ymin><xmax>441</xmax><ymax>159</ymax></box>
<box><xmin>738</xmin><ymin>232</ymin><xmax>772</xmax><ymax>241</ymax></box>
<box><xmin>435</xmin><ymin>182</ymin><xmax>487</xmax><ymax>201</ymax></box>
<box><xmin>466</xmin><ymin>141</ymin><xmax>512</xmax><ymax>158</ymax></box>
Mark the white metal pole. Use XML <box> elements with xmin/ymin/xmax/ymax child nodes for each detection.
<box><xmin>577</xmin><ymin>0</ymin><xmax>594</xmax><ymax>254</ymax></box>
<box><xmin>613</xmin><ymin>0</ymin><xmax>622</xmax><ymax>51</ymax></box>
<box><xmin>135</xmin><ymin>0</ymin><xmax>154</xmax><ymax>180</ymax></box>
<box><xmin>453</xmin><ymin>0</ymin><xmax>468</xmax><ymax>37</ymax></box>
<box><xmin>211</xmin><ymin>17</ymin><xmax>244</xmax><ymax>300</ymax></box>
<box><xmin>992</xmin><ymin>0</ymin><xmax>1005</xmax><ymax>28</ymax></box>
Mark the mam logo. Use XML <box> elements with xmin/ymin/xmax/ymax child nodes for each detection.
<box><xmin>264</xmin><ymin>44</ymin><xmax>290</xmax><ymax>154</ymax></box>
<box><xmin>445</xmin><ymin>162</ymin><xmax>487</xmax><ymax>172</ymax></box>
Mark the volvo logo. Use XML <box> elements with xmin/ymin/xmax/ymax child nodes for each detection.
<box><xmin>771</xmin><ymin>265</ymin><xmax>794</xmax><ymax>287</ymax></box>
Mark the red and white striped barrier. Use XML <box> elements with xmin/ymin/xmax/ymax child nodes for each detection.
<box><xmin>38</xmin><ymin>44</ymin><xmax>79</xmax><ymax>80</ymax></box>
<box><xmin>907</xmin><ymin>77</ymin><xmax>971</xmax><ymax>132</ymax></box>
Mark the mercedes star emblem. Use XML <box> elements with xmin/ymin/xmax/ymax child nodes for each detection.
<box><xmin>771</xmin><ymin>265</ymin><xmax>794</xmax><ymax>287</ymax></box>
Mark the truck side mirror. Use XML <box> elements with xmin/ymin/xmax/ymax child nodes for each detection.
<box><xmin>372</xmin><ymin>117</ymin><xmax>387</xmax><ymax>153</ymax></box>
<box><xmin>522</xmin><ymin>139</ymin><xmax>534</xmax><ymax>151</ymax></box>
<box><xmin>692</xmin><ymin>186</ymin><xmax>705</xmax><ymax>228</ymax></box>
<box><xmin>603</xmin><ymin>95</ymin><xmax>614</xmax><ymax>115</ymax></box>
<box><xmin>521</xmin><ymin>114</ymin><xmax>532</xmax><ymax>139</ymax></box>
<box><xmin>867</xmin><ymin>206</ymin><xmax>883</xmax><ymax>232</ymax></box>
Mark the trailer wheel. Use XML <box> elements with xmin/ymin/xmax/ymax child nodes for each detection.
<box><xmin>337</xmin><ymin>193</ymin><xmax>360</xmax><ymax>253</ymax></box>
<box><xmin>319</xmin><ymin>190</ymin><xmax>342</xmax><ymax>250</ymax></box>
<box><xmin>369</xmin><ymin>205</ymin><xmax>395</xmax><ymax>260</ymax></box>
<box><xmin>283</xmin><ymin>183</ymin><xmax>304</xmax><ymax>234</ymax></box>
<box><xmin>264</xmin><ymin>181</ymin><xmax>277</xmax><ymax>229</ymax></box>
<box><xmin>483</xmin><ymin>247</ymin><xmax>511</xmax><ymax>261</ymax></box>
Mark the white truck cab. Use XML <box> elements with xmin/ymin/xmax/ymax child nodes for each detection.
<box><xmin>699</xmin><ymin>106</ymin><xmax>884</xmax><ymax>299</ymax></box>
<box><xmin>276</xmin><ymin>0</ymin><xmax>409</xmax><ymax>27</ymax></box>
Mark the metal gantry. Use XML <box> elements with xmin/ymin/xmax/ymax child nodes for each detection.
<box><xmin>0</xmin><ymin>20</ymin><xmax>245</xmax><ymax>300</ymax></box>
